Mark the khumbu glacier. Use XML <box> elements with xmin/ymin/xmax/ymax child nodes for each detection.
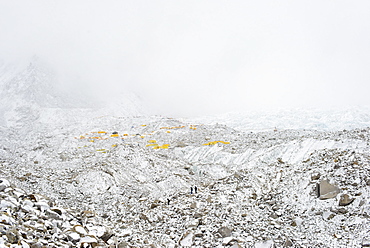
<box><xmin>1</xmin><ymin>58</ymin><xmax>370</xmax><ymax>247</ymax></box>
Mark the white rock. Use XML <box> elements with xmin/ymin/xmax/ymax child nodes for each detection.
<box><xmin>13</xmin><ymin>188</ymin><xmax>25</xmax><ymax>197</ymax></box>
<box><xmin>88</xmin><ymin>225</ymin><xmax>106</xmax><ymax>237</ymax></box>
<box><xmin>230</xmin><ymin>243</ymin><xmax>242</xmax><ymax>248</ymax></box>
<box><xmin>79</xmin><ymin>236</ymin><xmax>98</xmax><ymax>243</ymax></box>
<box><xmin>255</xmin><ymin>240</ymin><xmax>274</xmax><ymax>248</ymax></box>
<box><xmin>0</xmin><ymin>213</ymin><xmax>15</xmax><ymax>225</ymax></box>
<box><xmin>120</xmin><ymin>228</ymin><xmax>132</xmax><ymax>237</ymax></box>
<box><xmin>3</xmin><ymin>188</ymin><xmax>12</xmax><ymax>193</ymax></box>
<box><xmin>295</xmin><ymin>217</ymin><xmax>303</xmax><ymax>226</ymax></box>
<box><xmin>44</xmin><ymin>220</ymin><xmax>54</xmax><ymax>229</ymax></box>
<box><xmin>107</xmin><ymin>236</ymin><xmax>118</xmax><ymax>245</ymax></box>
<box><xmin>74</xmin><ymin>225</ymin><xmax>88</xmax><ymax>235</ymax></box>
<box><xmin>245</xmin><ymin>236</ymin><xmax>254</xmax><ymax>242</ymax></box>
<box><xmin>362</xmin><ymin>238</ymin><xmax>370</xmax><ymax>247</ymax></box>
<box><xmin>21</xmin><ymin>204</ymin><xmax>39</xmax><ymax>215</ymax></box>
<box><xmin>322</xmin><ymin>211</ymin><xmax>334</xmax><ymax>220</ymax></box>
<box><xmin>62</xmin><ymin>221</ymin><xmax>72</xmax><ymax>229</ymax></box>
<box><xmin>6</xmin><ymin>196</ymin><xmax>19</xmax><ymax>206</ymax></box>
<box><xmin>179</xmin><ymin>232</ymin><xmax>194</xmax><ymax>247</ymax></box>
<box><xmin>0</xmin><ymin>199</ymin><xmax>17</xmax><ymax>209</ymax></box>
<box><xmin>20</xmin><ymin>240</ymin><xmax>30</xmax><ymax>248</ymax></box>
<box><xmin>66</xmin><ymin>231</ymin><xmax>80</xmax><ymax>242</ymax></box>
<box><xmin>186</xmin><ymin>219</ymin><xmax>199</xmax><ymax>229</ymax></box>
<box><xmin>22</xmin><ymin>199</ymin><xmax>34</xmax><ymax>207</ymax></box>
<box><xmin>334</xmin><ymin>233</ymin><xmax>342</xmax><ymax>239</ymax></box>
<box><xmin>0</xmin><ymin>237</ymin><xmax>5</xmax><ymax>246</ymax></box>
<box><xmin>222</xmin><ymin>236</ymin><xmax>235</xmax><ymax>245</ymax></box>
<box><xmin>34</xmin><ymin>201</ymin><xmax>50</xmax><ymax>212</ymax></box>
<box><xmin>0</xmin><ymin>179</ymin><xmax>10</xmax><ymax>191</ymax></box>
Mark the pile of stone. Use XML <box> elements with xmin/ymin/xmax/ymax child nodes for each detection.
<box><xmin>106</xmin><ymin>146</ymin><xmax>370</xmax><ymax>247</ymax></box>
<box><xmin>2</xmin><ymin>119</ymin><xmax>370</xmax><ymax>247</ymax></box>
<box><xmin>0</xmin><ymin>178</ymin><xmax>115</xmax><ymax>248</ymax></box>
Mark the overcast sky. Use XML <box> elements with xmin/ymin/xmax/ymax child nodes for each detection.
<box><xmin>0</xmin><ymin>1</ymin><xmax>370</xmax><ymax>117</ymax></box>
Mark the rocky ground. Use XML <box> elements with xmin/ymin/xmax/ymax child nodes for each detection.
<box><xmin>1</xmin><ymin>116</ymin><xmax>370</xmax><ymax>247</ymax></box>
<box><xmin>0</xmin><ymin>178</ymin><xmax>113</xmax><ymax>247</ymax></box>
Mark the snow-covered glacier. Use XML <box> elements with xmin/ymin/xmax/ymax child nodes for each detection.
<box><xmin>0</xmin><ymin>58</ymin><xmax>369</xmax><ymax>247</ymax></box>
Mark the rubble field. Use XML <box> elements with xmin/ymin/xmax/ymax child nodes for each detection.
<box><xmin>1</xmin><ymin>116</ymin><xmax>370</xmax><ymax>247</ymax></box>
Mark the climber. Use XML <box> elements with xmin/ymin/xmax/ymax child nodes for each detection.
<box><xmin>190</xmin><ymin>187</ymin><xmax>193</xmax><ymax>194</ymax></box>
<box><xmin>194</xmin><ymin>186</ymin><xmax>198</xmax><ymax>194</ymax></box>
<box><xmin>167</xmin><ymin>198</ymin><xmax>170</xmax><ymax>205</ymax></box>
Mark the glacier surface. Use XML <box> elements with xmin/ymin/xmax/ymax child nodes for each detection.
<box><xmin>0</xmin><ymin>59</ymin><xmax>369</xmax><ymax>247</ymax></box>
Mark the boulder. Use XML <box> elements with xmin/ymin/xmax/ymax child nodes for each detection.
<box><xmin>100</xmin><ymin>227</ymin><xmax>114</xmax><ymax>242</ymax></box>
<box><xmin>175</xmin><ymin>141</ymin><xmax>187</xmax><ymax>148</ymax></box>
<box><xmin>230</xmin><ymin>243</ymin><xmax>242</xmax><ymax>248</ymax></box>
<box><xmin>218</xmin><ymin>226</ymin><xmax>232</xmax><ymax>238</ymax></box>
<box><xmin>0</xmin><ymin>178</ymin><xmax>10</xmax><ymax>191</ymax></box>
<box><xmin>222</xmin><ymin>236</ymin><xmax>234</xmax><ymax>245</ymax></box>
<box><xmin>318</xmin><ymin>180</ymin><xmax>340</xmax><ymax>200</ymax></box>
<box><xmin>150</xmin><ymin>203</ymin><xmax>160</xmax><ymax>209</ymax></box>
<box><xmin>255</xmin><ymin>240</ymin><xmax>275</xmax><ymax>248</ymax></box>
<box><xmin>73</xmin><ymin>225</ymin><xmax>88</xmax><ymax>235</ymax></box>
<box><xmin>66</xmin><ymin>231</ymin><xmax>80</xmax><ymax>242</ymax></box>
<box><xmin>323</xmin><ymin>211</ymin><xmax>335</xmax><ymax>220</ymax></box>
<box><xmin>339</xmin><ymin>194</ymin><xmax>354</xmax><ymax>206</ymax></box>
<box><xmin>6</xmin><ymin>229</ymin><xmax>19</xmax><ymax>244</ymax></box>
<box><xmin>362</xmin><ymin>238</ymin><xmax>370</xmax><ymax>247</ymax></box>
<box><xmin>0</xmin><ymin>179</ymin><xmax>111</xmax><ymax>247</ymax></box>
<box><xmin>179</xmin><ymin>231</ymin><xmax>194</xmax><ymax>247</ymax></box>
<box><xmin>119</xmin><ymin>228</ymin><xmax>132</xmax><ymax>238</ymax></box>
<box><xmin>139</xmin><ymin>213</ymin><xmax>149</xmax><ymax>221</ymax></box>
<box><xmin>311</xmin><ymin>172</ymin><xmax>321</xmax><ymax>181</ymax></box>
<box><xmin>117</xmin><ymin>241</ymin><xmax>129</xmax><ymax>248</ymax></box>
<box><xmin>45</xmin><ymin>209</ymin><xmax>63</xmax><ymax>220</ymax></box>
<box><xmin>186</xmin><ymin>219</ymin><xmax>199</xmax><ymax>229</ymax></box>
<box><xmin>283</xmin><ymin>238</ymin><xmax>294</xmax><ymax>247</ymax></box>
<box><xmin>79</xmin><ymin>235</ymin><xmax>98</xmax><ymax>245</ymax></box>
<box><xmin>194</xmin><ymin>212</ymin><xmax>202</xmax><ymax>218</ymax></box>
<box><xmin>366</xmin><ymin>179</ymin><xmax>370</xmax><ymax>186</ymax></box>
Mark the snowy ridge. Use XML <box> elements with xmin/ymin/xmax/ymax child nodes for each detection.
<box><xmin>0</xmin><ymin>57</ymin><xmax>147</xmax><ymax>128</ymax></box>
<box><xmin>189</xmin><ymin>107</ymin><xmax>370</xmax><ymax>132</ymax></box>
<box><xmin>177</xmin><ymin>138</ymin><xmax>367</xmax><ymax>171</ymax></box>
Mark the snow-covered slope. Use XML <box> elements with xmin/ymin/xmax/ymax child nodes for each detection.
<box><xmin>0</xmin><ymin>57</ymin><xmax>147</xmax><ymax>128</ymax></box>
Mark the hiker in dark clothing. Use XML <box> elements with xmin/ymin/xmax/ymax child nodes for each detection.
<box><xmin>167</xmin><ymin>198</ymin><xmax>170</xmax><ymax>205</ymax></box>
<box><xmin>190</xmin><ymin>187</ymin><xmax>193</xmax><ymax>194</ymax></box>
<box><xmin>194</xmin><ymin>186</ymin><xmax>198</xmax><ymax>194</ymax></box>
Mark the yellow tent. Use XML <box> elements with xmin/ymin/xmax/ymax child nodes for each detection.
<box><xmin>203</xmin><ymin>141</ymin><xmax>230</xmax><ymax>146</ymax></box>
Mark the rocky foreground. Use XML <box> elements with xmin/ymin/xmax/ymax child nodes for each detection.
<box><xmin>1</xmin><ymin>117</ymin><xmax>370</xmax><ymax>247</ymax></box>
<box><xmin>0</xmin><ymin>178</ymin><xmax>115</xmax><ymax>247</ymax></box>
